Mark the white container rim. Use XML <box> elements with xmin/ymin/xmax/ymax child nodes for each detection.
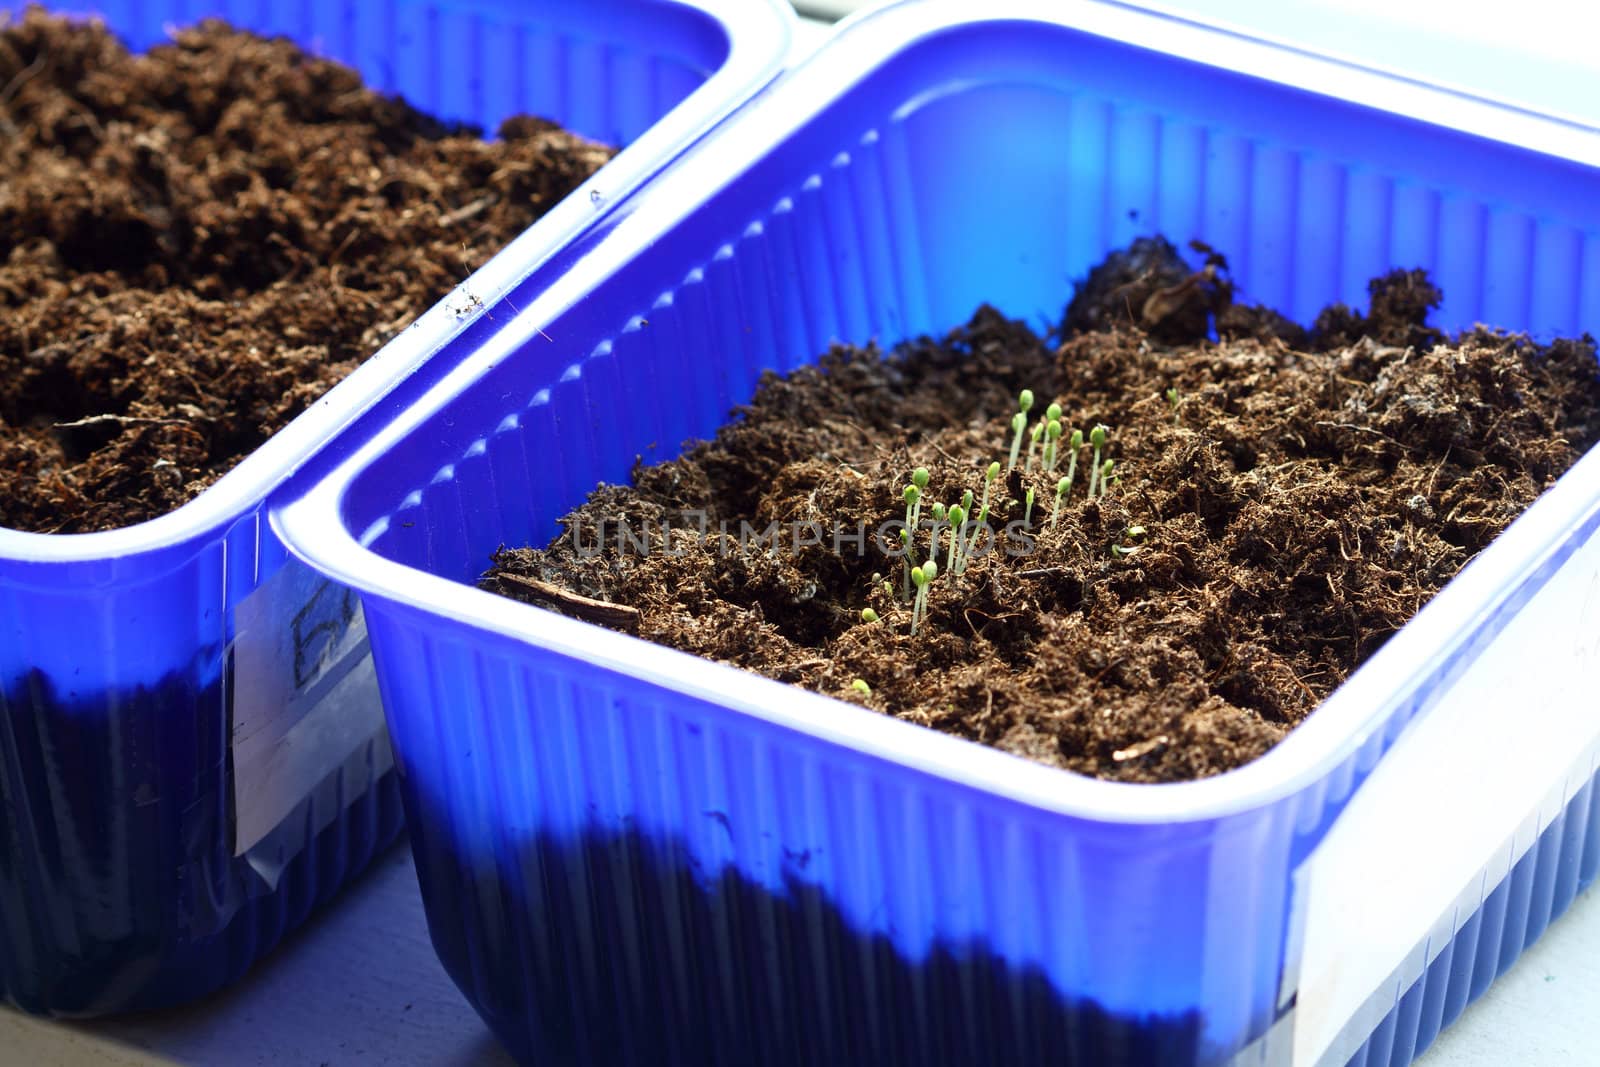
<box><xmin>277</xmin><ymin>0</ymin><xmax>1600</xmax><ymax>826</ymax></box>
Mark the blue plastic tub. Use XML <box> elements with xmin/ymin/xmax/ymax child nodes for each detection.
<box><xmin>0</xmin><ymin>0</ymin><xmax>791</xmax><ymax>1017</ymax></box>
<box><xmin>277</xmin><ymin>1</ymin><xmax>1600</xmax><ymax>1063</ymax></box>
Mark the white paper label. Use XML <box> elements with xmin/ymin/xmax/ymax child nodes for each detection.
<box><xmin>230</xmin><ymin>557</ymin><xmax>393</xmax><ymax>858</ymax></box>
<box><xmin>1291</xmin><ymin>533</ymin><xmax>1600</xmax><ymax>1065</ymax></box>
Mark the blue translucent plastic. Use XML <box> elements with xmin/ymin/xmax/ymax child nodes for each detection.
<box><xmin>277</xmin><ymin>1</ymin><xmax>1600</xmax><ymax>1063</ymax></box>
<box><xmin>0</xmin><ymin>0</ymin><xmax>791</xmax><ymax>1017</ymax></box>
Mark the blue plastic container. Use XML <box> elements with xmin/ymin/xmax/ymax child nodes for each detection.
<box><xmin>0</xmin><ymin>0</ymin><xmax>791</xmax><ymax>1017</ymax></box>
<box><xmin>277</xmin><ymin>1</ymin><xmax>1600</xmax><ymax>1063</ymax></box>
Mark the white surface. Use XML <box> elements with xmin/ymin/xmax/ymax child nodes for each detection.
<box><xmin>799</xmin><ymin>0</ymin><xmax>1600</xmax><ymax>127</ymax></box>
<box><xmin>1111</xmin><ymin>0</ymin><xmax>1600</xmax><ymax>129</ymax></box>
<box><xmin>1420</xmin><ymin>883</ymin><xmax>1600</xmax><ymax>1065</ymax></box>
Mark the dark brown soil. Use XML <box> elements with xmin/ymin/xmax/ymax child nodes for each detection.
<box><xmin>485</xmin><ymin>237</ymin><xmax>1600</xmax><ymax>783</ymax></box>
<box><xmin>0</xmin><ymin>7</ymin><xmax>613</xmax><ymax>533</ymax></box>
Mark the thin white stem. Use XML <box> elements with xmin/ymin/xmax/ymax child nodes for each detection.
<box><xmin>964</xmin><ymin>507</ymin><xmax>989</xmax><ymax>568</ymax></box>
<box><xmin>965</xmin><ymin>483</ymin><xmax>993</xmax><ymax>567</ymax></box>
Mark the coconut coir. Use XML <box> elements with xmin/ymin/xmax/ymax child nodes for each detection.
<box><xmin>485</xmin><ymin>242</ymin><xmax>1600</xmax><ymax>784</ymax></box>
<box><xmin>0</xmin><ymin>8</ymin><xmax>612</xmax><ymax>532</ymax></box>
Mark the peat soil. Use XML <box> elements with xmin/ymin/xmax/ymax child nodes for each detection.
<box><xmin>0</xmin><ymin>8</ymin><xmax>612</xmax><ymax>532</ymax></box>
<box><xmin>486</xmin><ymin>237</ymin><xmax>1600</xmax><ymax>782</ymax></box>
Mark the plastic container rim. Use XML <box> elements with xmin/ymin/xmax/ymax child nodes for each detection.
<box><xmin>277</xmin><ymin>0</ymin><xmax>1600</xmax><ymax>826</ymax></box>
<box><xmin>0</xmin><ymin>0</ymin><xmax>794</xmax><ymax>562</ymax></box>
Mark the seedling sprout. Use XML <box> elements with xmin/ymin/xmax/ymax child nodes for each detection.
<box><xmin>1007</xmin><ymin>390</ymin><xmax>1034</xmax><ymax>471</ymax></box>
<box><xmin>1063</xmin><ymin>428</ymin><xmax>1084</xmax><ymax>496</ymax></box>
<box><xmin>910</xmin><ymin>559</ymin><xmax>938</xmax><ymax>635</ymax></box>
<box><xmin>1045</xmin><ymin>419</ymin><xmax>1064</xmax><ymax>471</ymax></box>
<box><xmin>945</xmin><ymin>504</ymin><xmax>966</xmax><ymax>573</ymax></box>
<box><xmin>1086</xmin><ymin>425</ymin><xmax>1109</xmax><ymax>498</ymax></box>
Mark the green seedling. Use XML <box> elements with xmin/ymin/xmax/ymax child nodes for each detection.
<box><xmin>860</xmin><ymin>607</ymin><xmax>880</xmax><ymax>624</ymax></box>
<box><xmin>945</xmin><ymin>504</ymin><xmax>966</xmax><ymax>573</ymax></box>
<box><xmin>1111</xmin><ymin>522</ymin><xmax>1145</xmax><ymax>558</ymax></box>
<box><xmin>979</xmin><ymin>461</ymin><xmax>1000</xmax><ymax>517</ymax></box>
<box><xmin>910</xmin><ymin>559</ymin><xmax>938</xmax><ymax>635</ymax></box>
<box><xmin>1025</xmin><ymin>487</ymin><xmax>1036</xmax><ymax>524</ymax></box>
<box><xmin>851</xmin><ymin>678</ymin><xmax>872</xmax><ymax>696</ymax></box>
<box><xmin>898</xmin><ymin>471</ymin><xmax>931</xmax><ymax>600</ymax></box>
<box><xmin>1062</xmin><ymin>428</ymin><xmax>1084</xmax><ymax>497</ymax></box>
<box><xmin>1007</xmin><ymin>390</ymin><xmax>1034</xmax><ymax>471</ymax></box>
<box><xmin>1045</xmin><ymin>419</ymin><xmax>1064</xmax><ymax>472</ymax></box>
<box><xmin>1049</xmin><ymin>475</ymin><xmax>1070</xmax><ymax>530</ymax></box>
<box><xmin>1028</xmin><ymin>401</ymin><xmax>1062</xmax><ymax>473</ymax></box>
<box><xmin>1086</xmin><ymin>425</ymin><xmax>1109</xmax><ymax>498</ymax></box>
<box><xmin>958</xmin><ymin>462</ymin><xmax>1001</xmax><ymax>568</ymax></box>
<box><xmin>900</xmin><ymin>528</ymin><xmax>913</xmax><ymax>601</ymax></box>
<box><xmin>1099</xmin><ymin>459</ymin><xmax>1115</xmax><ymax>497</ymax></box>
<box><xmin>910</xmin><ymin>468</ymin><xmax>929</xmax><ymax>528</ymax></box>
<box><xmin>902</xmin><ymin>483</ymin><xmax>921</xmax><ymax>554</ymax></box>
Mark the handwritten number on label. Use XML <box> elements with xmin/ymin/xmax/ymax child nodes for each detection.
<box><xmin>291</xmin><ymin>580</ymin><xmax>360</xmax><ymax>689</ymax></box>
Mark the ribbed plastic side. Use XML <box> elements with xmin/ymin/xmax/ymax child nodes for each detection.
<box><xmin>0</xmin><ymin>0</ymin><xmax>764</xmax><ymax>1017</ymax></box>
<box><xmin>364</xmin><ymin>32</ymin><xmax>1600</xmax><ymax>592</ymax></box>
<box><xmin>83</xmin><ymin>0</ymin><xmax>714</xmax><ymax>147</ymax></box>
<box><xmin>0</xmin><ymin>677</ymin><xmax>406</xmax><ymax>1017</ymax></box>
<box><xmin>1346</xmin><ymin>764</ymin><xmax>1600</xmax><ymax>1067</ymax></box>
<box><xmin>330</xmin><ymin>13</ymin><xmax>1600</xmax><ymax>1067</ymax></box>
<box><xmin>370</xmin><ymin>609</ymin><xmax>1306</xmax><ymax>1066</ymax></box>
<box><xmin>0</xmin><ymin>514</ymin><xmax>405</xmax><ymax>1016</ymax></box>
